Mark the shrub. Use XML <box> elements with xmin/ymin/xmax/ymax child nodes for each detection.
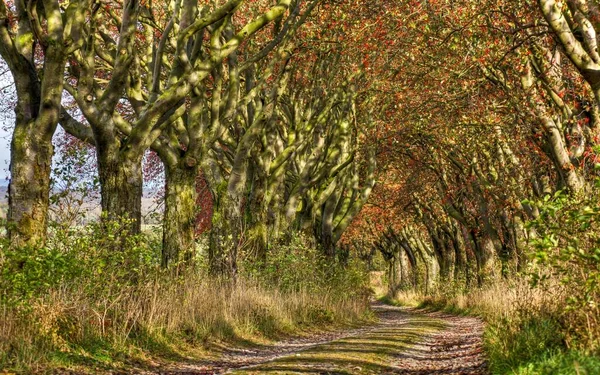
<box><xmin>239</xmin><ymin>232</ymin><xmax>371</xmax><ymax>300</ymax></box>
<box><xmin>525</xmin><ymin>189</ymin><xmax>600</xmax><ymax>350</ymax></box>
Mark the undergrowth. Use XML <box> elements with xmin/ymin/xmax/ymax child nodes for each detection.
<box><xmin>0</xmin><ymin>223</ymin><xmax>371</xmax><ymax>373</ymax></box>
<box><xmin>394</xmin><ymin>280</ymin><xmax>600</xmax><ymax>375</ymax></box>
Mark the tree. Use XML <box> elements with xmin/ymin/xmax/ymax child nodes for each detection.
<box><xmin>63</xmin><ymin>0</ymin><xmax>297</xmax><ymax>238</ymax></box>
<box><xmin>152</xmin><ymin>0</ymin><xmax>319</xmax><ymax>270</ymax></box>
<box><xmin>0</xmin><ymin>0</ymin><xmax>91</xmax><ymax>247</ymax></box>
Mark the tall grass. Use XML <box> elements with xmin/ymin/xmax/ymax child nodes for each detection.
<box><xmin>0</xmin><ymin>224</ymin><xmax>371</xmax><ymax>372</ymax></box>
<box><xmin>393</xmin><ymin>279</ymin><xmax>600</xmax><ymax>375</ymax></box>
<box><xmin>1</xmin><ymin>276</ymin><xmax>369</xmax><ymax>372</ymax></box>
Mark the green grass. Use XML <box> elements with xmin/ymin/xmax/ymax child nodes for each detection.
<box><xmin>484</xmin><ymin>315</ymin><xmax>600</xmax><ymax>374</ymax></box>
<box><xmin>0</xmin><ymin>225</ymin><xmax>374</xmax><ymax>373</ymax></box>
<box><xmin>501</xmin><ymin>350</ymin><xmax>600</xmax><ymax>375</ymax></box>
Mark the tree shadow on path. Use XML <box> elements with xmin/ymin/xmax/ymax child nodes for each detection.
<box><xmin>230</xmin><ymin>303</ymin><xmax>487</xmax><ymax>375</ymax></box>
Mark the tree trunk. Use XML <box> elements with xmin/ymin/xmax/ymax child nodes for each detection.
<box><xmin>162</xmin><ymin>163</ymin><xmax>198</xmax><ymax>269</ymax></box>
<box><xmin>320</xmin><ymin>197</ymin><xmax>337</xmax><ymax>258</ymax></box>
<box><xmin>398</xmin><ymin>238</ymin><xmax>418</xmax><ymax>288</ymax></box>
<box><xmin>387</xmin><ymin>254</ymin><xmax>400</xmax><ymax>298</ymax></box>
<box><xmin>96</xmin><ymin>143</ymin><xmax>143</xmax><ymax>234</ymax></box>
<box><xmin>547</xmin><ymin>125</ymin><xmax>584</xmax><ymax>193</ymax></box>
<box><xmin>512</xmin><ymin>214</ymin><xmax>528</xmax><ymax>272</ymax></box>
<box><xmin>209</xmin><ymin>193</ymin><xmax>242</xmax><ymax>277</ymax></box>
<box><xmin>470</xmin><ymin>229</ymin><xmax>498</xmax><ymax>286</ymax></box>
<box><xmin>441</xmin><ymin>231</ymin><xmax>456</xmax><ymax>281</ymax></box>
<box><xmin>398</xmin><ymin>250</ymin><xmax>410</xmax><ymax>290</ymax></box>
<box><xmin>2</xmin><ymin>6</ymin><xmax>67</xmax><ymax>247</ymax></box>
<box><xmin>7</xmin><ymin>129</ymin><xmax>53</xmax><ymax>247</ymax></box>
<box><xmin>244</xmin><ymin>171</ymin><xmax>270</xmax><ymax>262</ymax></box>
<box><xmin>450</xmin><ymin>223</ymin><xmax>466</xmax><ymax>282</ymax></box>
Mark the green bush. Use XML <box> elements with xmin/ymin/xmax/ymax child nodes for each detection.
<box><xmin>1</xmin><ymin>226</ymin><xmax>371</xmax><ymax>372</ymax></box>
<box><xmin>1</xmin><ymin>216</ymin><xmax>156</xmax><ymax>308</ymax></box>
<box><xmin>525</xmin><ymin>189</ymin><xmax>600</xmax><ymax>349</ymax></box>
<box><xmin>485</xmin><ymin>316</ymin><xmax>564</xmax><ymax>374</ymax></box>
<box><xmin>240</xmin><ymin>232</ymin><xmax>370</xmax><ymax>299</ymax></box>
<box><xmin>0</xmin><ymin>241</ymin><xmax>78</xmax><ymax>307</ymax></box>
<box><xmin>502</xmin><ymin>349</ymin><xmax>600</xmax><ymax>375</ymax></box>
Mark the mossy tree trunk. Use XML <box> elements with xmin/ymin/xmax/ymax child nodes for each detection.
<box><xmin>96</xmin><ymin>136</ymin><xmax>143</xmax><ymax>234</ymax></box>
<box><xmin>245</xmin><ymin>185</ymin><xmax>270</xmax><ymax>262</ymax></box>
<box><xmin>8</xmin><ymin>127</ymin><xmax>54</xmax><ymax>247</ymax></box>
<box><xmin>469</xmin><ymin>227</ymin><xmax>498</xmax><ymax>287</ymax></box>
<box><xmin>449</xmin><ymin>222</ymin><xmax>467</xmax><ymax>283</ymax></box>
<box><xmin>0</xmin><ymin>0</ymin><xmax>89</xmax><ymax>247</ymax></box>
<box><xmin>209</xmin><ymin>192</ymin><xmax>243</xmax><ymax>277</ymax></box>
<box><xmin>162</xmin><ymin>160</ymin><xmax>198</xmax><ymax>268</ymax></box>
<box><xmin>148</xmin><ymin>0</ymin><xmax>297</xmax><ymax>273</ymax></box>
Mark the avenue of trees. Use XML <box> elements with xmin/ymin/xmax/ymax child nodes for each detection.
<box><xmin>1</xmin><ymin>0</ymin><xmax>375</xmax><ymax>276</ymax></box>
<box><xmin>2</xmin><ymin>0</ymin><xmax>600</xmax><ymax>371</ymax></box>
<box><xmin>340</xmin><ymin>0</ymin><xmax>600</xmax><ymax>349</ymax></box>
<box><xmin>318</xmin><ymin>0</ymin><xmax>599</xmax><ymax>285</ymax></box>
<box><xmin>2</xmin><ymin>0</ymin><xmax>600</xmax><ymax>292</ymax></box>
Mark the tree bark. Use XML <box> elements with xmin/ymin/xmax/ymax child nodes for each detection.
<box><xmin>209</xmin><ymin>193</ymin><xmax>242</xmax><ymax>277</ymax></box>
<box><xmin>1</xmin><ymin>0</ymin><xmax>73</xmax><ymax>247</ymax></box>
<box><xmin>450</xmin><ymin>222</ymin><xmax>467</xmax><ymax>282</ymax></box>
<box><xmin>7</xmin><ymin>129</ymin><xmax>53</xmax><ymax>247</ymax></box>
<box><xmin>470</xmin><ymin>228</ymin><xmax>499</xmax><ymax>286</ymax></box>
<box><xmin>546</xmin><ymin>125</ymin><xmax>584</xmax><ymax>193</ymax></box>
<box><xmin>320</xmin><ymin>190</ymin><xmax>338</xmax><ymax>257</ymax></box>
<box><xmin>96</xmin><ymin>140</ymin><xmax>143</xmax><ymax>234</ymax></box>
<box><xmin>162</xmin><ymin>162</ymin><xmax>198</xmax><ymax>268</ymax></box>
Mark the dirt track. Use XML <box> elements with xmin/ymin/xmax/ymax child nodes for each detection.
<box><xmin>154</xmin><ymin>302</ymin><xmax>487</xmax><ymax>375</ymax></box>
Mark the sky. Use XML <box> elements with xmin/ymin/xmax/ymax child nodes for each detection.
<box><xmin>0</xmin><ymin>128</ymin><xmax>8</xmax><ymax>186</ymax></box>
<box><xmin>1</xmin><ymin>58</ymin><xmax>13</xmax><ymax>186</ymax></box>
<box><xmin>0</xmin><ymin>108</ymin><xmax>11</xmax><ymax>186</ymax></box>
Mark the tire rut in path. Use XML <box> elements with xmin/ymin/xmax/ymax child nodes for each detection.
<box><xmin>158</xmin><ymin>303</ymin><xmax>488</xmax><ymax>375</ymax></box>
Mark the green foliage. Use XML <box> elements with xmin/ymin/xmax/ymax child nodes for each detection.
<box><xmin>524</xmin><ymin>188</ymin><xmax>600</xmax><ymax>349</ymax></box>
<box><xmin>0</xmin><ymin>227</ymin><xmax>370</xmax><ymax>372</ymax></box>
<box><xmin>508</xmin><ymin>350</ymin><xmax>600</xmax><ymax>375</ymax></box>
<box><xmin>240</xmin><ymin>232</ymin><xmax>370</xmax><ymax>298</ymax></box>
<box><xmin>485</xmin><ymin>310</ymin><xmax>600</xmax><ymax>374</ymax></box>
<box><xmin>49</xmin><ymin>141</ymin><xmax>100</xmax><ymax>227</ymax></box>
<box><xmin>0</xmin><ymin>240</ymin><xmax>78</xmax><ymax>307</ymax></box>
<box><xmin>0</xmin><ymin>216</ymin><xmax>156</xmax><ymax>308</ymax></box>
<box><xmin>485</xmin><ymin>316</ymin><xmax>564</xmax><ymax>374</ymax></box>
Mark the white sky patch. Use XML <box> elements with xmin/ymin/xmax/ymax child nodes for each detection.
<box><xmin>0</xmin><ymin>57</ymin><xmax>14</xmax><ymax>185</ymax></box>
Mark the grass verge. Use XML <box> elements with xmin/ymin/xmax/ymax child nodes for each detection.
<box><xmin>0</xmin><ymin>227</ymin><xmax>372</xmax><ymax>373</ymax></box>
<box><xmin>392</xmin><ymin>282</ymin><xmax>600</xmax><ymax>375</ymax></box>
<box><xmin>1</xmin><ymin>276</ymin><xmax>372</xmax><ymax>373</ymax></box>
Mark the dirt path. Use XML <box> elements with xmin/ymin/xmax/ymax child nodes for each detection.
<box><xmin>155</xmin><ymin>303</ymin><xmax>488</xmax><ymax>375</ymax></box>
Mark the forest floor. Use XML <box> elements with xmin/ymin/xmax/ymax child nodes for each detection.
<box><xmin>144</xmin><ymin>302</ymin><xmax>488</xmax><ymax>375</ymax></box>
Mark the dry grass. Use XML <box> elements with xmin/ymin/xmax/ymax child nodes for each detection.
<box><xmin>0</xmin><ymin>275</ymin><xmax>370</xmax><ymax>372</ymax></box>
<box><xmin>390</xmin><ymin>279</ymin><xmax>600</xmax><ymax>374</ymax></box>
<box><xmin>424</xmin><ymin>280</ymin><xmax>563</xmax><ymax>321</ymax></box>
